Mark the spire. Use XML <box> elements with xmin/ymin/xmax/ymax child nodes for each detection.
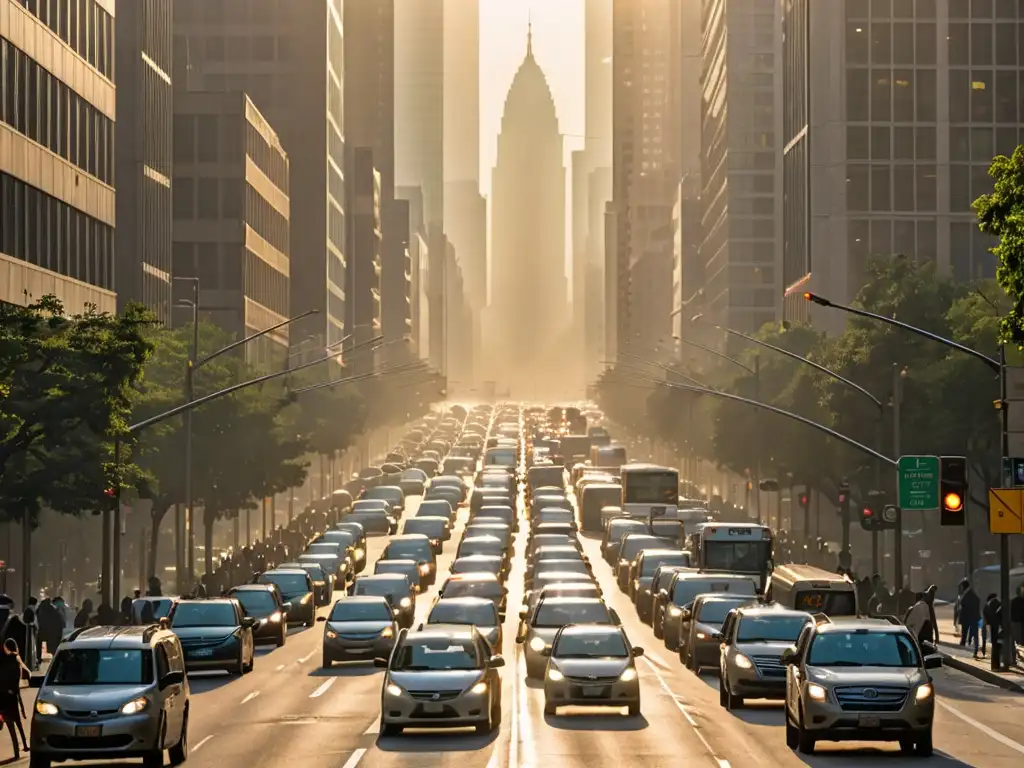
<box><xmin>527</xmin><ymin>12</ymin><xmax>533</xmax><ymax>57</ymax></box>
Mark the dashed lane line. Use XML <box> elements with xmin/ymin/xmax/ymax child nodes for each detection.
<box><xmin>644</xmin><ymin>652</ymin><xmax>671</xmax><ymax>670</ymax></box>
<box><xmin>937</xmin><ymin>699</ymin><xmax>1024</xmax><ymax>756</ymax></box>
<box><xmin>341</xmin><ymin>748</ymin><xmax>367</xmax><ymax>768</ymax></box>
<box><xmin>363</xmin><ymin>717</ymin><xmax>380</xmax><ymax>735</ymax></box>
<box><xmin>310</xmin><ymin>678</ymin><xmax>336</xmax><ymax>698</ymax></box>
<box><xmin>276</xmin><ymin>664</ymin><xmax>286</xmax><ymax>671</ymax></box>
<box><xmin>193</xmin><ymin>735</ymin><xmax>215</xmax><ymax>753</ymax></box>
<box><xmin>241</xmin><ymin>691</ymin><xmax>260</xmax><ymax>704</ymax></box>
<box><xmin>297</xmin><ymin>650</ymin><xmax>316</xmax><ymax>664</ymax></box>
<box><xmin>640</xmin><ymin>656</ymin><xmax>731</xmax><ymax>768</ymax></box>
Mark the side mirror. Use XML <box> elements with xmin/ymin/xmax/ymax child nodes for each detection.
<box><xmin>159</xmin><ymin>671</ymin><xmax>185</xmax><ymax>689</ymax></box>
<box><xmin>540</xmin><ymin>648</ymin><xmax>552</xmax><ymax>657</ymax></box>
<box><xmin>241</xmin><ymin>617</ymin><xmax>257</xmax><ymax>629</ymax></box>
<box><xmin>316</xmin><ymin>616</ymin><xmax>326</xmax><ymax>622</ymax></box>
<box><xmin>919</xmin><ymin>641</ymin><xmax>936</xmax><ymax>655</ymax></box>
<box><xmin>780</xmin><ymin>646</ymin><xmax>799</xmax><ymax>665</ymax></box>
<box><xmin>924</xmin><ymin>655</ymin><xmax>943</xmax><ymax>670</ymax></box>
<box><xmin>680</xmin><ymin>608</ymin><xmax>692</xmax><ymax>621</ymax></box>
<box><xmin>519</xmin><ymin>608</ymin><xmax>528</xmax><ymax>620</ymax></box>
<box><xmin>489</xmin><ymin>655</ymin><xmax>506</xmax><ymax>668</ymax></box>
<box><xmin>711</xmin><ymin>632</ymin><xmax>723</xmax><ymax>642</ymax></box>
<box><xmin>514</xmin><ymin>636</ymin><xmax>524</xmax><ymax>644</ymax></box>
<box><xmin>632</xmin><ymin>646</ymin><xmax>644</xmax><ymax>658</ymax></box>
<box><xmin>372</xmin><ymin>657</ymin><xmax>389</xmax><ymax>668</ymax></box>
<box><xmin>658</xmin><ymin>589</ymin><xmax>669</xmax><ymax>600</ymax></box>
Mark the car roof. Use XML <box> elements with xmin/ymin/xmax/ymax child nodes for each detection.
<box><xmin>405</xmin><ymin>516</ymin><xmax>447</xmax><ymax>523</ymax></box>
<box><xmin>357</xmin><ymin>573</ymin><xmax>409</xmax><ymax>582</ymax></box>
<box><xmin>816</xmin><ymin>617</ymin><xmax>909</xmax><ymax>634</ymax></box>
<box><xmin>404</xmin><ymin>626</ymin><xmax>476</xmax><ymax>642</ymax></box>
<box><xmin>461</xmin><ymin>535</ymin><xmax>504</xmax><ymax>543</ymax></box>
<box><xmin>334</xmin><ymin>595</ymin><xmax>391</xmax><ymax>606</ymax></box>
<box><xmin>558</xmin><ymin>624</ymin><xmax>621</xmax><ymax>637</ymax></box>
<box><xmin>62</xmin><ymin>625</ymin><xmax>175</xmax><ymax>650</ymax></box>
<box><xmin>431</xmin><ymin>597</ymin><xmax>495</xmax><ymax>608</ymax></box>
<box><xmin>537</xmin><ymin>596</ymin><xmax>604</xmax><ymax>606</ymax></box>
<box><xmin>264</xmin><ymin>568</ymin><xmax>308</xmax><ymax>576</ymax></box>
<box><xmin>388</xmin><ymin>533</ymin><xmax>430</xmax><ymax>541</ymax></box>
<box><xmin>697</xmin><ymin>593</ymin><xmax>756</xmax><ymax>603</ymax></box>
<box><xmin>446</xmin><ymin>572</ymin><xmax>499</xmax><ymax>582</ymax></box>
<box><xmin>641</xmin><ymin>548</ymin><xmax>687</xmax><ymax>557</ymax></box>
<box><xmin>735</xmin><ymin>604</ymin><xmax>811</xmax><ymax>619</ymax></box>
<box><xmin>377</xmin><ymin>558</ymin><xmax>419</xmax><ymax>566</ymax></box>
<box><xmin>230</xmin><ymin>584</ymin><xmax>276</xmax><ymax>592</ymax></box>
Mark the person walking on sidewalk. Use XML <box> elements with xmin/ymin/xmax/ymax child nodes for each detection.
<box><xmin>984</xmin><ymin>593</ymin><xmax>1004</xmax><ymax>672</ymax></box>
<box><xmin>958</xmin><ymin>581</ymin><xmax>982</xmax><ymax>657</ymax></box>
<box><xmin>0</xmin><ymin>639</ymin><xmax>30</xmax><ymax>759</ymax></box>
<box><xmin>1010</xmin><ymin>583</ymin><xmax>1024</xmax><ymax>665</ymax></box>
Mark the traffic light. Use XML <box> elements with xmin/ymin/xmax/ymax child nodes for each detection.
<box><xmin>797</xmin><ymin>488</ymin><xmax>810</xmax><ymax>510</ymax></box>
<box><xmin>860</xmin><ymin>504</ymin><xmax>879</xmax><ymax>531</ymax></box>
<box><xmin>940</xmin><ymin>456</ymin><xmax>968</xmax><ymax>526</ymax></box>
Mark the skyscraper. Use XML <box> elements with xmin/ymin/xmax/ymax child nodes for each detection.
<box><xmin>115</xmin><ymin>0</ymin><xmax>173</xmax><ymax>324</ymax></box>
<box><xmin>488</xmin><ymin>29</ymin><xmax>568</xmax><ymax>396</ymax></box>
<box><xmin>1</xmin><ymin>0</ymin><xmax>116</xmax><ymax>313</ymax></box>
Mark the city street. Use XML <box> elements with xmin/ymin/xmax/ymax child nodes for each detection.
<box><xmin>6</xmin><ymin>491</ymin><xmax>1024</xmax><ymax>768</ymax></box>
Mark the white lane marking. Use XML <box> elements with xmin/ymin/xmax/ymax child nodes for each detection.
<box><xmin>240</xmin><ymin>691</ymin><xmax>260</xmax><ymax>704</ymax></box>
<box><xmin>515</xmin><ymin>650</ymin><xmax>532</xmax><ymax>765</ymax></box>
<box><xmin>193</xmin><ymin>735</ymin><xmax>215</xmax><ymax>753</ymax></box>
<box><xmin>341</xmin><ymin>748</ymin><xmax>367</xmax><ymax>768</ymax></box>
<box><xmin>363</xmin><ymin>717</ymin><xmax>380</xmax><ymax>735</ymax></box>
<box><xmin>641</xmin><ymin>656</ymin><xmax>730</xmax><ymax>767</ymax></box>
<box><xmin>275</xmin><ymin>664</ymin><xmax>285</xmax><ymax>671</ymax></box>
<box><xmin>309</xmin><ymin>677</ymin><xmax>336</xmax><ymax>698</ymax></box>
<box><xmin>297</xmin><ymin>650</ymin><xmax>316</xmax><ymax>664</ymax></box>
<box><xmin>937</xmin><ymin>699</ymin><xmax>1024</xmax><ymax>756</ymax></box>
<box><xmin>645</xmin><ymin>652</ymin><xmax>671</xmax><ymax>670</ymax></box>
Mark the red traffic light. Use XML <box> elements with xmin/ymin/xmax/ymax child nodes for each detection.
<box><xmin>943</xmin><ymin>492</ymin><xmax>964</xmax><ymax>512</ymax></box>
<box><xmin>838</xmin><ymin>493</ymin><xmax>847</xmax><ymax>504</ymax></box>
<box><xmin>862</xmin><ymin>507</ymin><xmax>874</xmax><ymax>518</ymax></box>
<box><xmin>103</xmin><ymin>488</ymin><xmax>116</xmax><ymax>497</ymax></box>
<box><xmin>799</xmin><ymin>493</ymin><xmax>810</xmax><ymax>507</ymax></box>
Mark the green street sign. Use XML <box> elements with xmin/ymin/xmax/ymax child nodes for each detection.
<box><xmin>897</xmin><ymin>455</ymin><xmax>940</xmax><ymax>510</ymax></box>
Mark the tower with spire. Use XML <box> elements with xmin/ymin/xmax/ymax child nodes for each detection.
<box><xmin>485</xmin><ymin>25</ymin><xmax>570</xmax><ymax>397</ymax></box>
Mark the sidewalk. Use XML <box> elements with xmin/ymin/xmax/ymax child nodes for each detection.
<box><xmin>934</xmin><ymin>604</ymin><xmax>1024</xmax><ymax>694</ymax></box>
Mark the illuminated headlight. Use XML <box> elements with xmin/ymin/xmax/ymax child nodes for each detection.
<box><xmin>355</xmin><ymin>548</ymin><xmax>365</xmax><ymax>559</ymax></box>
<box><xmin>300</xmin><ymin>594</ymin><xmax>312</xmax><ymax>604</ymax></box>
<box><xmin>807</xmin><ymin>683</ymin><xmax>827</xmax><ymax>702</ymax></box>
<box><xmin>915</xmin><ymin>683</ymin><xmax>933</xmax><ymax>702</ymax></box>
<box><xmin>35</xmin><ymin>701</ymin><xmax>58</xmax><ymax>716</ymax></box>
<box><xmin>380</xmin><ymin>626</ymin><xmax>394</xmax><ymax>638</ymax></box>
<box><xmin>419</xmin><ymin>564</ymin><xmax>431</xmax><ymax>574</ymax></box>
<box><xmin>326</xmin><ymin>630</ymin><xmax>338</xmax><ymax>639</ymax></box>
<box><xmin>470</xmin><ymin>681</ymin><xmax>488</xmax><ymax>694</ymax></box>
<box><xmin>385</xmin><ymin>683</ymin><xmax>404</xmax><ymax>698</ymax></box>
<box><xmin>696</xmin><ymin>632</ymin><xmax>707</xmax><ymax>640</ymax></box>
<box><xmin>529</xmin><ymin>636</ymin><xmax>547</xmax><ymax>653</ymax></box>
<box><xmin>547</xmin><ymin>668</ymin><xmax>564</xmax><ymax>682</ymax></box>
<box><xmin>430</xmin><ymin>539</ymin><xmax>439</xmax><ymax>547</ymax></box>
<box><xmin>399</xmin><ymin>597</ymin><xmax>412</xmax><ymax>608</ymax></box>
<box><xmin>619</xmin><ymin>667</ymin><xmax>638</xmax><ymax>682</ymax></box>
<box><xmin>668</xmin><ymin>606</ymin><xmax>682</xmax><ymax>617</ymax></box>
<box><xmin>120</xmin><ymin>696</ymin><xmax>149</xmax><ymax>715</ymax></box>
<box><xmin>268</xmin><ymin>611</ymin><xmax>282</xmax><ymax>623</ymax></box>
<box><xmin>733</xmin><ymin>653</ymin><xmax>753</xmax><ymax>669</ymax></box>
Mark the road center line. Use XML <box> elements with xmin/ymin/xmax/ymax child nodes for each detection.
<box><xmin>363</xmin><ymin>717</ymin><xmax>380</xmax><ymax>735</ymax></box>
<box><xmin>340</xmin><ymin>748</ymin><xmax>367</xmax><ymax>768</ymax></box>
<box><xmin>641</xmin><ymin>656</ymin><xmax>730</xmax><ymax>767</ymax></box>
<box><xmin>275</xmin><ymin>664</ymin><xmax>286</xmax><ymax>671</ymax></box>
<box><xmin>310</xmin><ymin>678</ymin><xmax>336</xmax><ymax>698</ymax></box>
<box><xmin>937</xmin><ymin>699</ymin><xmax>1024</xmax><ymax>755</ymax></box>
<box><xmin>192</xmin><ymin>735</ymin><xmax>214</xmax><ymax>753</ymax></box>
<box><xmin>297</xmin><ymin>651</ymin><xmax>316</xmax><ymax>664</ymax></box>
<box><xmin>644</xmin><ymin>652</ymin><xmax>671</xmax><ymax>670</ymax></box>
<box><xmin>241</xmin><ymin>691</ymin><xmax>260</xmax><ymax>704</ymax></box>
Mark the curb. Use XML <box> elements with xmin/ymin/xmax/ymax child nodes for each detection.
<box><xmin>938</xmin><ymin>649</ymin><xmax>1024</xmax><ymax>694</ymax></box>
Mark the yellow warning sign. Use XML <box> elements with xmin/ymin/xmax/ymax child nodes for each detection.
<box><xmin>989</xmin><ymin>488</ymin><xmax>1024</xmax><ymax>534</ymax></box>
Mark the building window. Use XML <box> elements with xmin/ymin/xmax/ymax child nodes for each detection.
<box><xmin>848</xmin><ymin>165</ymin><xmax>870</xmax><ymax>211</ymax></box>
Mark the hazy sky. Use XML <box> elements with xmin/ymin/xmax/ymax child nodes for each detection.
<box><xmin>479</xmin><ymin>0</ymin><xmax>585</xmax><ymax>194</ymax></box>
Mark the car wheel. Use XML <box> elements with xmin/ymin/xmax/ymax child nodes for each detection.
<box><xmin>543</xmin><ymin>699</ymin><xmax>557</xmax><ymax>716</ymax></box>
<box><xmin>719</xmin><ymin>679</ymin><xmax>728</xmax><ymax>708</ymax></box>
<box><xmin>490</xmin><ymin>693</ymin><xmax>502</xmax><ymax>728</ymax></box>
<box><xmin>233</xmin><ymin>651</ymin><xmax>245</xmax><ymax>676</ymax></box>
<box><xmin>168</xmin><ymin>713</ymin><xmax>188</xmax><ymax>766</ymax></box>
<box><xmin>785</xmin><ymin>708</ymin><xmax>799</xmax><ymax>749</ymax></box>
<box><xmin>322</xmin><ymin>652</ymin><xmax>333</xmax><ymax>669</ymax></box>
<box><xmin>653</xmin><ymin>619</ymin><xmax>663</xmax><ymax>640</ymax></box>
<box><xmin>627</xmin><ymin>700</ymin><xmax>641</xmax><ymax>716</ymax></box>
<box><xmin>915</xmin><ymin>731</ymin><xmax>933</xmax><ymax>756</ymax></box>
<box><xmin>666</xmin><ymin>632</ymin><xmax>679</xmax><ymax>652</ymax></box>
<box><xmin>379</xmin><ymin>722</ymin><xmax>402</xmax><ymax>738</ymax></box>
<box><xmin>725</xmin><ymin>685</ymin><xmax>743</xmax><ymax>710</ymax></box>
<box><xmin>796</xmin><ymin>705</ymin><xmax>815</xmax><ymax>754</ymax></box>
<box><xmin>29</xmin><ymin>754</ymin><xmax>51</xmax><ymax>768</ymax></box>
<box><xmin>277</xmin><ymin>628</ymin><xmax>286</xmax><ymax>647</ymax></box>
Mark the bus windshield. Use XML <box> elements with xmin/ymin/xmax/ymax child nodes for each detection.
<box><xmin>703</xmin><ymin>540</ymin><xmax>772</xmax><ymax>574</ymax></box>
<box><xmin>624</xmin><ymin>471</ymin><xmax>679</xmax><ymax>505</ymax></box>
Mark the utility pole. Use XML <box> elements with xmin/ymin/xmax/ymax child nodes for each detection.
<box><xmin>999</xmin><ymin>344</ymin><xmax>1013</xmax><ymax>669</ymax></box>
<box><xmin>753</xmin><ymin>355</ymin><xmax>762</xmax><ymax>525</ymax></box>
<box><xmin>840</xmin><ymin>478</ymin><xmax>851</xmax><ymax>561</ymax></box>
<box><xmin>893</xmin><ymin>364</ymin><xmax>904</xmax><ymax>592</ymax></box>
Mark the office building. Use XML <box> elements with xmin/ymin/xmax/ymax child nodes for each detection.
<box><xmin>1</xmin><ymin>0</ymin><xmax>116</xmax><ymax>313</ymax></box>
<box><xmin>345</xmin><ymin>147</ymin><xmax>382</xmax><ymax>371</ymax></box>
<box><xmin>172</xmin><ymin>91</ymin><xmax>290</xmax><ymax>368</ymax></box>
<box><xmin>401</xmin><ymin>186</ymin><xmax>430</xmax><ymax>360</ymax></box>
<box><xmin>782</xmin><ymin>0</ymin><xmax>1008</xmax><ymax>331</ymax></box>
<box><xmin>173</xmin><ymin>0</ymin><xmax>345</xmax><ymax>347</ymax></box>
<box><xmin>699</xmin><ymin>0</ymin><xmax>779</xmax><ymax>338</ymax></box>
<box><xmin>115</xmin><ymin>0</ymin><xmax>173</xmax><ymax>324</ymax></box>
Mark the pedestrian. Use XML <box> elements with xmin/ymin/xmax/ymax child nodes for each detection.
<box><xmin>1</xmin><ymin>610</ymin><xmax>28</xmax><ymax>669</ymax></box>
<box><xmin>984</xmin><ymin>593</ymin><xmax>1003</xmax><ymax>671</ymax></box>
<box><xmin>92</xmin><ymin>604</ymin><xmax>118</xmax><ymax>626</ymax></box>
<box><xmin>21</xmin><ymin>607</ymin><xmax>37</xmax><ymax>670</ymax></box>
<box><xmin>1010</xmin><ymin>583</ymin><xmax>1024</xmax><ymax>664</ymax></box>
<box><xmin>954</xmin><ymin>578</ymin><xmax>969</xmax><ymax>634</ymax></box>
<box><xmin>958</xmin><ymin>581</ymin><xmax>982</xmax><ymax>658</ymax></box>
<box><xmin>904</xmin><ymin>593</ymin><xmax>936</xmax><ymax>646</ymax></box>
<box><xmin>147</xmin><ymin>575</ymin><xmax>162</xmax><ymax>598</ymax></box>
<box><xmin>73</xmin><ymin>598</ymin><xmax>93</xmax><ymax>629</ymax></box>
<box><xmin>119</xmin><ymin>596</ymin><xmax>133</xmax><ymax>625</ymax></box>
<box><xmin>0</xmin><ymin>639</ymin><xmax>30</xmax><ymax>759</ymax></box>
<box><xmin>36</xmin><ymin>599</ymin><xmax>63</xmax><ymax>661</ymax></box>
<box><xmin>0</xmin><ymin>596</ymin><xmax>13</xmax><ymax>630</ymax></box>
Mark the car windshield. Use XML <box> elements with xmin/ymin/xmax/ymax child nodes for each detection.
<box><xmin>420</xmin><ymin>502</ymin><xmax>452</xmax><ymax>515</ymax></box>
<box><xmin>454</xmin><ymin>558</ymin><xmax>501</xmax><ymax>573</ymax></box>
<box><xmin>444</xmin><ymin>581</ymin><xmax>501</xmax><ymax>599</ymax></box>
<box><xmin>672</xmin><ymin>579</ymin><xmax>755</xmax><ymax>606</ymax></box>
<box><xmin>392</xmin><ymin>637</ymin><xmax>482</xmax><ymax>671</ymax></box>
<box><xmin>428</xmin><ymin>602</ymin><xmax>497</xmax><ymax>626</ymax></box>
<box><xmin>553</xmin><ymin>632</ymin><xmax>628</xmax><ymax>658</ymax></box>
<box><xmin>172</xmin><ymin>603</ymin><xmax>238</xmax><ymax>628</ymax></box>
<box><xmin>49</xmin><ymin>649</ymin><xmax>154</xmax><ymax>686</ymax></box>
<box><xmin>641</xmin><ymin>553</ymin><xmax>690</xmax><ymax>577</ymax></box>
<box><xmin>608</xmin><ymin>521</ymin><xmax>646</xmax><ymax>540</ymax></box>
<box><xmin>808</xmin><ymin>631</ymin><xmax>921</xmax><ymax>667</ymax></box>
<box><xmin>536</xmin><ymin>549</ymin><xmax>580</xmax><ymax>561</ymax></box>
<box><xmin>260</xmin><ymin>573</ymin><xmax>309</xmax><ymax>593</ymax></box>
<box><xmin>386</xmin><ymin>541</ymin><xmax>429</xmax><ymax>559</ymax></box>
<box><xmin>329</xmin><ymin>602</ymin><xmax>392</xmax><ymax>622</ymax></box>
<box><xmin>404</xmin><ymin>522</ymin><xmax>439</xmax><ymax>535</ymax></box>
<box><xmin>696</xmin><ymin>599</ymin><xmax>750</xmax><ymax>624</ymax></box>
<box><xmin>308</xmin><ymin>544</ymin><xmax>339</xmax><ymax>555</ymax></box>
<box><xmin>533</xmin><ymin>602</ymin><xmax>610</xmax><ymax>628</ymax></box>
<box><xmin>232</xmin><ymin>591</ymin><xmax>276</xmax><ymax>613</ymax></box>
<box><xmin>321</xmin><ymin>532</ymin><xmax>355</xmax><ymax>547</ymax></box>
<box><xmin>355</xmin><ymin>578</ymin><xmax>408</xmax><ymax>598</ymax></box>
<box><xmin>299</xmin><ymin>564</ymin><xmax>327</xmax><ymax>581</ymax></box>
<box><xmin>621</xmin><ymin>538</ymin><xmax>672</xmax><ymax>560</ymax></box>
<box><xmin>737</xmin><ymin>615</ymin><xmax>810</xmax><ymax>643</ymax></box>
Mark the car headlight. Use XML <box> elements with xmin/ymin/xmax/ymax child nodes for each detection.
<box><xmin>300</xmin><ymin>594</ymin><xmax>312</xmax><ymax>604</ymax></box>
<box><xmin>733</xmin><ymin>653</ymin><xmax>753</xmax><ymax>669</ymax></box>
<box><xmin>35</xmin><ymin>701</ymin><xmax>58</xmax><ymax>716</ymax></box>
<box><xmin>385</xmin><ymin>683</ymin><xmax>404</xmax><ymax>697</ymax></box>
<box><xmin>668</xmin><ymin>606</ymin><xmax>682</xmax><ymax>617</ymax></box>
<box><xmin>380</xmin><ymin>626</ymin><xmax>394</xmax><ymax>638</ymax></box>
<box><xmin>430</xmin><ymin>539</ymin><xmax>439</xmax><ymax>547</ymax></box>
<box><xmin>696</xmin><ymin>632</ymin><xmax>707</xmax><ymax>640</ymax></box>
<box><xmin>547</xmin><ymin>668</ymin><xmax>564</xmax><ymax>682</ymax></box>
<box><xmin>807</xmin><ymin>683</ymin><xmax>827</xmax><ymax>701</ymax></box>
<box><xmin>120</xmin><ymin>696</ymin><xmax>149</xmax><ymax>715</ymax></box>
<box><xmin>470</xmin><ymin>682</ymin><xmax>488</xmax><ymax>694</ymax></box>
<box><xmin>419</xmin><ymin>563</ymin><xmax>431</xmax><ymax>573</ymax></box>
<box><xmin>269</xmin><ymin>611</ymin><xmax>282</xmax><ymax>623</ymax></box>
<box><xmin>619</xmin><ymin>667</ymin><xmax>638</xmax><ymax>682</ymax></box>
<box><xmin>355</xmin><ymin>548</ymin><xmax>365</xmax><ymax>559</ymax></box>
<box><xmin>399</xmin><ymin>597</ymin><xmax>412</xmax><ymax>608</ymax></box>
<box><xmin>326</xmin><ymin>630</ymin><xmax>337</xmax><ymax>639</ymax></box>
<box><xmin>915</xmin><ymin>683</ymin><xmax>933</xmax><ymax>702</ymax></box>
<box><xmin>529</xmin><ymin>636</ymin><xmax>547</xmax><ymax>652</ymax></box>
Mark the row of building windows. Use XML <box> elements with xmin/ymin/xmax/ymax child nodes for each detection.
<box><xmin>847</xmin><ymin>0</ymin><xmax>1024</xmax><ymax>20</ymax></box>
<box><xmin>13</xmin><ymin>0</ymin><xmax>113</xmax><ymax>79</ymax></box>
<box><xmin>328</xmin><ymin>199</ymin><xmax>345</xmax><ymax>255</ymax></box>
<box><xmin>141</xmin><ymin>0</ymin><xmax>173</xmax><ymax>75</ymax></box>
<box><xmin>846</xmin><ymin>218</ymin><xmax>939</xmax><ymax>289</ymax></box>
<box><xmin>244</xmin><ymin>120</ymin><xmax>288</xmax><ymax>194</ymax></box>
<box><xmin>951</xmin><ymin>163</ymin><xmax>998</xmax><ymax>210</ymax></box>
<box><xmin>139</xmin><ymin>64</ymin><xmax>172</xmax><ymax>180</ymax></box>
<box><xmin>949</xmin><ymin>22</ymin><xmax>1024</xmax><ymax>66</ymax></box>
<box><xmin>171</xmin><ymin>175</ymin><xmax>289</xmax><ymax>256</ymax></box>
<box><xmin>172</xmin><ymin>241</ymin><xmax>237</xmax><ymax>293</ymax></box>
<box><xmin>0</xmin><ymin>173</ymin><xmax>114</xmax><ymax>290</ymax></box>
<box><xmin>1</xmin><ymin>39</ymin><xmax>114</xmax><ymax>184</ymax></box>
<box><xmin>198</xmin><ymin>35</ymin><xmax>284</xmax><ymax>64</ymax></box>
<box><xmin>847</xmin><ymin>163</ymin><xmax>938</xmax><ymax>212</ymax></box>
<box><xmin>951</xmin><ymin>125</ymin><xmax>1021</xmax><ymax>161</ymax></box>
<box><xmin>847</xmin><ymin>23</ymin><xmax>937</xmax><ymax>66</ymax></box>
<box><xmin>173</xmin><ymin>112</ymin><xmax>242</xmax><ymax>166</ymax></box>
<box><xmin>244</xmin><ymin>183</ymin><xmax>289</xmax><ymax>255</ymax></box>
<box><xmin>950</xmin><ymin>69</ymin><xmax>1019</xmax><ymax>123</ymax></box>
<box><xmin>848</xmin><ymin>125</ymin><xmax>937</xmax><ymax>160</ymax></box>
<box><xmin>845</xmin><ymin>69</ymin><xmax>937</xmax><ymax>123</ymax></box>
<box><xmin>244</xmin><ymin>249</ymin><xmax>288</xmax><ymax>318</ymax></box>
<box><xmin>950</xmin><ymin>221</ymin><xmax>998</xmax><ymax>282</ymax></box>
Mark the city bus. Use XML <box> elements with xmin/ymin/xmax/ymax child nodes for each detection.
<box><xmin>620</xmin><ymin>464</ymin><xmax>679</xmax><ymax>519</ymax></box>
<box><xmin>690</xmin><ymin>521</ymin><xmax>773</xmax><ymax>590</ymax></box>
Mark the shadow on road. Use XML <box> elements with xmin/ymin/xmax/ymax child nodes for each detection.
<box><xmin>543</xmin><ymin>711</ymin><xmax>649</xmax><ymax>731</ymax></box>
<box><xmin>375</xmin><ymin>728</ymin><xmax>498</xmax><ymax>753</ymax></box>
<box><xmin>286</xmin><ymin>625</ymin><xmax>311</xmax><ymax>637</ymax></box>
<box><xmin>727</xmin><ymin>703</ymin><xmax>785</xmax><ymax>727</ymax></box>
<box><xmin>309</xmin><ymin>663</ymin><xmax>380</xmax><ymax>678</ymax></box>
<box><xmin>187</xmin><ymin>672</ymin><xmax>237</xmax><ymax>694</ymax></box>
<box><xmin>791</xmin><ymin>746</ymin><xmax>972</xmax><ymax>766</ymax></box>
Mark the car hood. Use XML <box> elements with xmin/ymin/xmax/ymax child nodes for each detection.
<box><xmin>43</xmin><ymin>684</ymin><xmax>153</xmax><ymax>711</ymax></box>
<box><xmin>549</xmin><ymin>658</ymin><xmax>629</xmax><ymax>678</ymax></box>
<box><xmin>173</xmin><ymin>626</ymin><xmax>238</xmax><ymax>642</ymax></box>
<box><xmin>327</xmin><ymin>620</ymin><xmax>392</xmax><ymax>634</ymax></box>
<box><xmin>390</xmin><ymin>670</ymin><xmax>484</xmax><ymax>692</ymax></box>
<box><xmin>734</xmin><ymin>640</ymin><xmax>793</xmax><ymax>657</ymax></box>
<box><xmin>805</xmin><ymin>665</ymin><xmax>926</xmax><ymax>687</ymax></box>
<box><xmin>527</xmin><ymin>627</ymin><xmax>561</xmax><ymax>643</ymax></box>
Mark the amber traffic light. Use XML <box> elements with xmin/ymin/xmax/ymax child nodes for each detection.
<box><xmin>940</xmin><ymin>456</ymin><xmax>967</xmax><ymax>526</ymax></box>
<box><xmin>943</xmin><ymin>492</ymin><xmax>964</xmax><ymax>513</ymax></box>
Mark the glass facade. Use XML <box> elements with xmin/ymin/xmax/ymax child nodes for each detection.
<box><xmin>12</xmin><ymin>0</ymin><xmax>114</xmax><ymax>79</ymax></box>
<box><xmin>781</xmin><ymin>0</ymin><xmax>809</xmax><ymax>294</ymax></box>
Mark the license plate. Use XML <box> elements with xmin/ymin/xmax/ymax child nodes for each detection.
<box><xmin>582</xmin><ymin>687</ymin><xmax>607</xmax><ymax>698</ymax></box>
<box><xmin>342</xmin><ymin>648</ymin><xmax>366</xmax><ymax>653</ymax></box>
<box><xmin>423</xmin><ymin>702</ymin><xmax>444</xmax><ymax>713</ymax></box>
<box><xmin>858</xmin><ymin>715</ymin><xmax>881</xmax><ymax>728</ymax></box>
<box><xmin>75</xmin><ymin>725</ymin><xmax>102</xmax><ymax>737</ymax></box>
<box><xmin>189</xmin><ymin>648</ymin><xmax>214</xmax><ymax>658</ymax></box>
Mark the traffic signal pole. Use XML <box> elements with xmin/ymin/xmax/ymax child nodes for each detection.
<box><xmin>1000</xmin><ymin>345</ymin><xmax>1012</xmax><ymax>670</ymax></box>
<box><xmin>893</xmin><ymin>364</ymin><xmax>904</xmax><ymax>593</ymax></box>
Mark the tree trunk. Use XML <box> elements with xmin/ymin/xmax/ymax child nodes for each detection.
<box><xmin>148</xmin><ymin>504</ymin><xmax>170</xmax><ymax>582</ymax></box>
<box><xmin>204</xmin><ymin>508</ymin><xmax>217</xmax><ymax>578</ymax></box>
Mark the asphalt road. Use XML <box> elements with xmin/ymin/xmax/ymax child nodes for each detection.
<box><xmin>7</xmin><ymin>490</ymin><xmax>1024</xmax><ymax>767</ymax></box>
